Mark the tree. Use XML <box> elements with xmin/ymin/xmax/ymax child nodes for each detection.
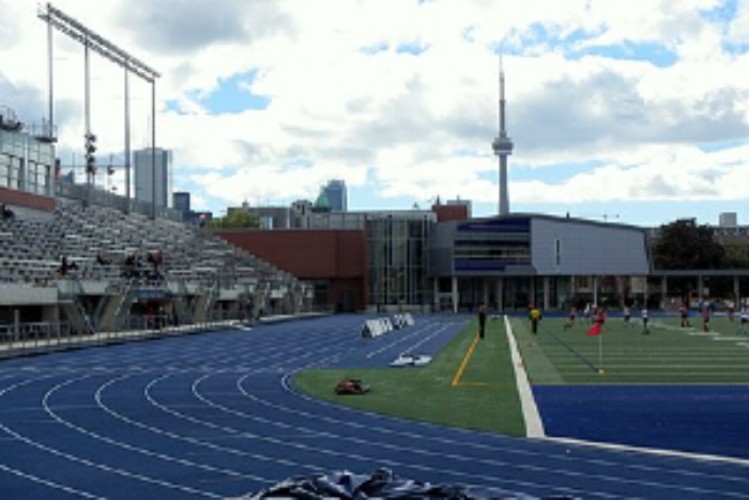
<box><xmin>206</xmin><ymin>209</ymin><xmax>260</xmax><ymax>229</ymax></box>
<box><xmin>651</xmin><ymin>218</ymin><xmax>726</xmax><ymax>270</ymax></box>
<box><xmin>724</xmin><ymin>244</ymin><xmax>749</xmax><ymax>268</ymax></box>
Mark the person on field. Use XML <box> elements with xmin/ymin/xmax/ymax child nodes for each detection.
<box><xmin>586</xmin><ymin>306</ymin><xmax>607</xmax><ymax>336</ymax></box>
<box><xmin>727</xmin><ymin>301</ymin><xmax>735</xmax><ymax>322</ymax></box>
<box><xmin>622</xmin><ymin>305</ymin><xmax>632</xmax><ymax>327</ymax></box>
<box><xmin>563</xmin><ymin>306</ymin><xmax>577</xmax><ymax>330</ymax></box>
<box><xmin>583</xmin><ymin>303</ymin><xmax>592</xmax><ymax>323</ymax></box>
<box><xmin>528</xmin><ymin>305</ymin><xmax>542</xmax><ymax>334</ymax></box>
<box><xmin>477</xmin><ymin>302</ymin><xmax>487</xmax><ymax>339</ymax></box>
<box><xmin>738</xmin><ymin>308</ymin><xmax>749</xmax><ymax>335</ymax></box>
<box><xmin>701</xmin><ymin>305</ymin><xmax>710</xmax><ymax>332</ymax></box>
<box><xmin>641</xmin><ymin>306</ymin><xmax>650</xmax><ymax>335</ymax></box>
<box><xmin>679</xmin><ymin>302</ymin><xmax>691</xmax><ymax>328</ymax></box>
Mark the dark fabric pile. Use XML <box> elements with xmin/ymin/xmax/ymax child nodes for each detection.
<box><xmin>243</xmin><ymin>467</ymin><xmax>563</xmax><ymax>499</ymax></box>
<box><xmin>334</xmin><ymin>378</ymin><xmax>371</xmax><ymax>395</ymax></box>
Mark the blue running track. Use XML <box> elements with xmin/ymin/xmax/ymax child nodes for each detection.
<box><xmin>0</xmin><ymin>315</ymin><xmax>747</xmax><ymax>499</ymax></box>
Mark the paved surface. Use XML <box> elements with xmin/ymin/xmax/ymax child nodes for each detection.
<box><xmin>0</xmin><ymin>314</ymin><xmax>747</xmax><ymax>499</ymax></box>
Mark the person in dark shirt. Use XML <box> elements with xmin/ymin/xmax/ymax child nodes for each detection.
<box><xmin>477</xmin><ymin>302</ymin><xmax>487</xmax><ymax>339</ymax></box>
<box><xmin>56</xmin><ymin>256</ymin><xmax>78</xmax><ymax>277</ymax></box>
<box><xmin>1</xmin><ymin>203</ymin><xmax>14</xmax><ymax>220</ymax></box>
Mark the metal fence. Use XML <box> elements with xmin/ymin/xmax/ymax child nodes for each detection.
<box><xmin>0</xmin><ymin>318</ymin><xmax>241</xmax><ymax>360</ymax></box>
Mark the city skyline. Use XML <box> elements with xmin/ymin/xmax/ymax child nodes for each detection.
<box><xmin>1</xmin><ymin>0</ymin><xmax>748</xmax><ymax>227</ymax></box>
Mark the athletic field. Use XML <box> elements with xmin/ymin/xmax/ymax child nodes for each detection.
<box><xmin>297</xmin><ymin>312</ymin><xmax>749</xmax><ymax>460</ymax></box>
<box><xmin>513</xmin><ymin>313</ymin><xmax>749</xmax><ymax>384</ymax></box>
<box><xmin>295</xmin><ymin>315</ymin><xmax>525</xmax><ymax>436</ymax></box>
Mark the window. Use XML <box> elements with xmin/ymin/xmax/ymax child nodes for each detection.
<box><xmin>0</xmin><ymin>158</ymin><xmax>7</xmax><ymax>187</ymax></box>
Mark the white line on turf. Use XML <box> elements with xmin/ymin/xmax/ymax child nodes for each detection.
<box><xmin>504</xmin><ymin>315</ymin><xmax>545</xmax><ymax>439</ymax></box>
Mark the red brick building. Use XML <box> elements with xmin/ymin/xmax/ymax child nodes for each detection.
<box><xmin>214</xmin><ymin>229</ymin><xmax>367</xmax><ymax>312</ymax></box>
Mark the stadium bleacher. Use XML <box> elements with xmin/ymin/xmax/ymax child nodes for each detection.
<box><xmin>0</xmin><ymin>197</ymin><xmax>313</xmax><ymax>346</ymax></box>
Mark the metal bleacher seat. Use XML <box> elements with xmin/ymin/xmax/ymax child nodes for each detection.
<box><xmin>1</xmin><ymin>198</ymin><xmax>303</xmax><ymax>311</ymax></box>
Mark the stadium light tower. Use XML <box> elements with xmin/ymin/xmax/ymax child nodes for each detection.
<box><xmin>38</xmin><ymin>3</ymin><xmax>160</xmax><ymax>217</ymax></box>
<box><xmin>84</xmin><ymin>132</ymin><xmax>96</xmax><ymax>176</ymax></box>
<box><xmin>491</xmin><ymin>54</ymin><xmax>514</xmax><ymax>216</ymax></box>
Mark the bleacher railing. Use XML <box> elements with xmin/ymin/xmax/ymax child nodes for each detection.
<box><xmin>0</xmin><ymin>317</ymin><xmax>245</xmax><ymax>360</ymax></box>
<box><xmin>56</xmin><ymin>182</ymin><xmax>185</xmax><ymax>222</ymax></box>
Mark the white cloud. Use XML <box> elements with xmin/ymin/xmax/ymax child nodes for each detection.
<box><xmin>729</xmin><ymin>0</ymin><xmax>749</xmax><ymax>43</ymax></box>
<box><xmin>1</xmin><ymin>0</ymin><xmax>747</xmax><ymax>224</ymax></box>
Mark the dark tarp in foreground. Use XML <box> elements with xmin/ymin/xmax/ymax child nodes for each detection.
<box><xmin>241</xmin><ymin>467</ymin><xmax>578</xmax><ymax>499</ymax></box>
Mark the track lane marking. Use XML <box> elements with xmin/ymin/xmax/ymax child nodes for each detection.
<box><xmin>451</xmin><ymin>334</ymin><xmax>480</xmax><ymax>387</ymax></box>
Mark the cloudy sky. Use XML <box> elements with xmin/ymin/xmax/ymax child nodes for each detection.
<box><xmin>1</xmin><ymin>0</ymin><xmax>748</xmax><ymax>226</ymax></box>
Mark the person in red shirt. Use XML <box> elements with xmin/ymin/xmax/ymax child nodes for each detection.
<box><xmin>701</xmin><ymin>305</ymin><xmax>710</xmax><ymax>332</ymax></box>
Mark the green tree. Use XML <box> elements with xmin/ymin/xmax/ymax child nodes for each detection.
<box><xmin>206</xmin><ymin>209</ymin><xmax>260</xmax><ymax>229</ymax></box>
<box><xmin>724</xmin><ymin>244</ymin><xmax>749</xmax><ymax>268</ymax></box>
<box><xmin>651</xmin><ymin>218</ymin><xmax>726</xmax><ymax>270</ymax></box>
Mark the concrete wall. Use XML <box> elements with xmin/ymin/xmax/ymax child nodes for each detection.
<box><xmin>531</xmin><ymin>218</ymin><xmax>650</xmax><ymax>275</ymax></box>
<box><xmin>0</xmin><ymin>285</ymin><xmax>58</xmax><ymax>305</ymax></box>
<box><xmin>0</xmin><ymin>187</ymin><xmax>55</xmax><ymax>212</ymax></box>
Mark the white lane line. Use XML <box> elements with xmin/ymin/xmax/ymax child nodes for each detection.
<box><xmin>504</xmin><ymin>315</ymin><xmax>545</xmax><ymax>439</ymax></box>
<box><xmin>0</xmin><ymin>375</ymin><xmax>99</xmax><ymax>497</ymax></box>
<box><xmin>546</xmin><ymin>436</ymin><xmax>749</xmax><ymax>467</ymax></box>
<box><xmin>0</xmin><ymin>374</ymin><xmax>219</xmax><ymax>498</ymax></box>
<box><xmin>365</xmin><ymin>321</ymin><xmax>447</xmax><ymax>359</ymax></box>
<box><xmin>42</xmin><ymin>374</ymin><xmax>268</xmax><ymax>488</ymax></box>
<box><xmin>36</xmin><ymin>374</ymin><xmax>224</xmax><ymax>498</ymax></box>
<box><xmin>94</xmin><ymin>373</ymin><xmax>313</xmax><ymax>473</ymax></box>
<box><xmin>0</xmin><ymin>462</ymin><xmax>99</xmax><ymax>498</ymax></box>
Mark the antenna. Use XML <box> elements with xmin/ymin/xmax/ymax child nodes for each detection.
<box><xmin>498</xmin><ymin>54</ymin><xmax>503</xmax><ymax>134</ymax></box>
<box><xmin>491</xmin><ymin>50</ymin><xmax>514</xmax><ymax>216</ymax></box>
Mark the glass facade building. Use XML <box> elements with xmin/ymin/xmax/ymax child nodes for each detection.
<box><xmin>173</xmin><ymin>191</ymin><xmax>190</xmax><ymax>213</ymax></box>
<box><xmin>134</xmin><ymin>147</ymin><xmax>172</xmax><ymax>208</ymax></box>
<box><xmin>366</xmin><ymin>211</ymin><xmax>435</xmax><ymax>309</ymax></box>
<box><xmin>0</xmin><ymin>127</ymin><xmax>55</xmax><ymax>197</ymax></box>
<box><xmin>454</xmin><ymin>218</ymin><xmax>531</xmax><ymax>272</ymax></box>
<box><xmin>322</xmin><ymin>179</ymin><xmax>347</xmax><ymax>213</ymax></box>
<box><xmin>430</xmin><ymin>214</ymin><xmax>651</xmax><ymax>313</ymax></box>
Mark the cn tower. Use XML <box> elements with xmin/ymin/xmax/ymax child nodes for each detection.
<box><xmin>491</xmin><ymin>55</ymin><xmax>514</xmax><ymax>216</ymax></box>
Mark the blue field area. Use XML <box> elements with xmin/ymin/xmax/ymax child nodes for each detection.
<box><xmin>534</xmin><ymin>385</ymin><xmax>749</xmax><ymax>460</ymax></box>
<box><xmin>0</xmin><ymin>315</ymin><xmax>747</xmax><ymax>499</ymax></box>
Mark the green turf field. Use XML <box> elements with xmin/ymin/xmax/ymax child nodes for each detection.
<box><xmin>294</xmin><ymin>313</ymin><xmax>749</xmax><ymax>436</ymax></box>
<box><xmin>293</xmin><ymin>316</ymin><xmax>526</xmax><ymax>436</ymax></box>
<box><xmin>513</xmin><ymin>314</ymin><xmax>749</xmax><ymax>385</ymax></box>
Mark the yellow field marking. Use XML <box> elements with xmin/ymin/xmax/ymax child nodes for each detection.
<box><xmin>451</xmin><ymin>334</ymin><xmax>480</xmax><ymax>387</ymax></box>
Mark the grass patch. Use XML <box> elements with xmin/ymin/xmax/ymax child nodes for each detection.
<box><xmin>293</xmin><ymin>317</ymin><xmax>526</xmax><ymax>436</ymax></box>
<box><xmin>513</xmin><ymin>315</ymin><xmax>749</xmax><ymax>384</ymax></box>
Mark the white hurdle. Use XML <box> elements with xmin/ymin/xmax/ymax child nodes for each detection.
<box><xmin>361</xmin><ymin>313</ymin><xmax>415</xmax><ymax>338</ymax></box>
